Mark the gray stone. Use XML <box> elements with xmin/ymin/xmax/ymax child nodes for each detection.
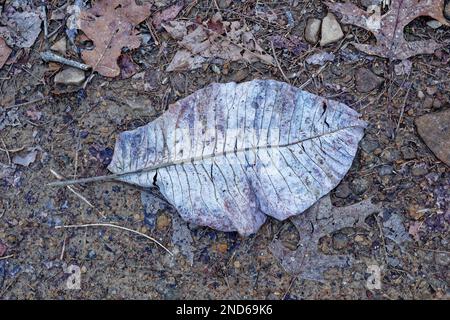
<box><xmin>411</xmin><ymin>163</ymin><xmax>428</xmax><ymax>176</ymax></box>
<box><xmin>435</xmin><ymin>252</ymin><xmax>449</xmax><ymax>266</ymax></box>
<box><xmin>401</xmin><ymin>147</ymin><xmax>416</xmax><ymax>160</ymax></box>
<box><xmin>426</xmin><ymin>20</ymin><xmax>442</xmax><ymax>29</ymax></box>
<box><xmin>361</xmin><ymin>139</ymin><xmax>379</xmax><ymax>153</ymax></box>
<box><xmin>335</xmin><ymin>182</ymin><xmax>351</xmax><ymax>198</ymax></box>
<box><xmin>379</xmin><ymin>165</ymin><xmax>393</xmax><ymax>176</ymax></box>
<box><xmin>332</xmin><ymin>232</ymin><xmax>349</xmax><ymax>250</ymax></box>
<box><xmin>355</xmin><ymin>68</ymin><xmax>384</xmax><ymax>93</ymax></box>
<box><xmin>50</xmin><ymin>37</ymin><xmax>66</xmax><ymax>54</ymax></box>
<box><xmin>304</xmin><ymin>18</ymin><xmax>321</xmax><ymax>44</ymax></box>
<box><xmin>320</xmin><ymin>13</ymin><xmax>344</xmax><ymax>46</ymax></box>
<box><xmin>54</xmin><ymin>67</ymin><xmax>85</xmax><ymax>85</ymax></box>
<box><xmin>351</xmin><ymin>177</ymin><xmax>370</xmax><ymax>195</ymax></box>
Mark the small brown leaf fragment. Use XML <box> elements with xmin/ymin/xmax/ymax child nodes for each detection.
<box><xmin>0</xmin><ymin>38</ymin><xmax>12</xmax><ymax>69</ymax></box>
<box><xmin>78</xmin><ymin>0</ymin><xmax>152</xmax><ymax>77</ymax></box>
<box><xmin>118</xmin><ymin>54</ymin><xmax>139</xmax><ymax>79</ymax></box>
<box><xmin>326</xmin><ymin>0</ymin><xmax>450</xmax><ymax>60</ymax></box>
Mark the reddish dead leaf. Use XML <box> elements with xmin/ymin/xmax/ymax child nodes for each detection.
<box><xmin>326</xmin><ymin>0</ymin><xmax>450</xmax><ymax>60</ymax></box>
<box><xmin>152</xmin><ymin>3</ymin><xmax>184</xmax><ymax>30</ymax></box>
<box><xmin>78</xmin><ymin>0</ymin><xmax>152</xmax><ymax>77</ymax></box>
<box><xmin>0</xmin><ymin>37</ymin><xmax>12</xmax><ymax>69</ymax></box>
<box><xmin>118</xmin><ymin>54</ymin><xmax>139</xmax><ymax>79</ymax></box>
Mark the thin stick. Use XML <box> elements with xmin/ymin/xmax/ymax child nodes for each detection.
<box><xmin>50</xmin><ymin>169</ymin><xmax>106</xmax><ymax>218</ymax></box>
<box><xmin>395</xmin><ymin>83</ymin><xmax>412</xmax><ymax>135</ymax></box>
<box><xmin>5</xmin><ymin>97</ymin><xmax>47</xmax><ymax>109</ymax></box>
<box><xmin>270</xmin><ymin>41</ymin><xmax>290</xmax><ymax>84</ymax></box>
<box><xmin>299</xmin><ymin>63</ymin><xmax>329</xmax><ymax>90</ymax></box>
<box><xmin>41</xmin><ymin>51</ymin><xmax>91</xmax><ymax>71</ymax></box>
<box><xmin>55</xmin><ymin>223</ymin><xmax>173</xmax><ymax>256</ymax></box>
<box><xmin>0</xmin><ymin>255</ymin><xmax>14</xmax><ymax>261</ymax></box>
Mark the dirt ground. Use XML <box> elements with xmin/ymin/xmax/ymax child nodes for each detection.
<box><xmin>0</xmin><ymin>0</ymin><xmax>449</xmax><ymax>299</ymax></box>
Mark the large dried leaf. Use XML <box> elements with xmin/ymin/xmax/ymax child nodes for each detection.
<box><xmin>326</xmin><ymin>0</ymin><xmax>450</xmax><ymax>60</ymax></box>
<box><xmin>77</xmin><ymin>0</ymin><xmax>152</xmax><ymax>77</ymax></box>
<box><xmin>163</xmin><ymin>13</ymin><xmax>274</xmax><ymax>71</ymax></box>
<box><xmin>108</xmin><ymin>80</ymin><xmax>367</xmax><ymax>235</ymax></box>
<box><xmin>270</xmin><ymin>195</ymin><xmax>381</xmax><ymax>281</ymax></box>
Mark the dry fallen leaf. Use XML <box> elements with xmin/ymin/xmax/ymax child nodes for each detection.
<box><xmin>163</xmin><ymin>13</ymin><xmax>274</xmax><ymax>71</ymax></box>
<box><xmin>326</xmin><ymin>0</ymin><xmax>450</xmax><ymax>60</ymax></box>
<box><xmin>107</xmin><ymin>80</ymin><xmax>367</xmax><ymax>235</ymax></box>
<box><xmin>77</xmin><ymin>0</ymin><xmax>152</xmax><ymax>77</ymax></box>
<box><xmin>152</xmin><ymin>3</ymin><xmax>184</xmax><ymax>30</ymax></box>
<box><xmin>0</xmin><ymin>2</ymin><xmax>42</xmax><ymax>49</ymax></box>
<box><xmin>0</xmin><ymin>38</ymin><xmax>11</xmax><ymax>69</ymax></box>
<box><xmin>270</xmin><ymin>195</ymin><xmax>381</xmax><ymax>281</ymax></box>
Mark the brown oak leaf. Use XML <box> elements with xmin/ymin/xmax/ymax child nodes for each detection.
<box><xmin>78</xmin><ymin>0</ymin><xmax>151</xmax><ymax>77</ymax></box>
<box><xmin>326</xmin><ymin>0</ymin><xmax>450</xmax><ymax>60</ymax></box>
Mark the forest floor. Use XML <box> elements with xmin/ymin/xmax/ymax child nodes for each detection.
<box><xmin>0</xmin><ymin>0</ymin><xmax>449</xmax><ymax>299</ymax></box>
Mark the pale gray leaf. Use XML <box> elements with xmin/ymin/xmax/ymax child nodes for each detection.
<box><xmin>108</xmin><ymin>79</ymin><xmax>367</xmax><ymax>235</ymax></box>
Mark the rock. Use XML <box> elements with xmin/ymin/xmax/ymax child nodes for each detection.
<box><xmin>361</xmin><ymin>139</ymin><xmax>379</xmax><ymax>153</ymax></box>
<box><xmin>360</xmin><ymin>0</ymin><xmax>382</xmax><ymax>7</ymax></box>
<box><xmin>320</xmin><ymin>13</ymin><xmax>344</xmax><ymax>46</ymax></box>
<box><xmin>411</xmin><ymin>163</ymin><xmax>428</xmax><ymax>176</ymax></box>
<box><xmin>335</xmin><ymin>182</ymin><xmax>351</xmax><ymax>198</ymax></box>
<box><xmin>332</xmin><ymin>232</ymin><xmax>348</xmax><ymax>250</ymax></box>
<box><xmin>156</xmin><ymin>214</ymin><xmax>171</xmax><ymax>230</ymax></box>
<box><xmin>435</xmin><ymin>252</ymin><xmax>450</xmax><ymax>266</ymax></box>
<box><xmin>355</xmin><ymin>68</ymin><xmax>384</xmax><ymax>93</ymax></box>
<box><xmin>415</xmin><ymin>109</ymin><xmax>450</xmax><ymax>166</ymax></box>
<box><xmin>401</xmin><ymin>147</ymin><xmax>416</xmax><ymax>160</ymax></box>
<box><xmin>54</xmin><ymin>67</ymin><xmax>85</xmax><ymax>85</ymax></box>
<box><xmin>426</xmin><ymin>20</ymin><xmax>442</xmax><ymax>29</ymax></box>
<box><xmin>379</xmin><ymin>165</ymin><xmax>394</xmax><ymax>176</ymax></box>
<box><xmin>218</xmin><ymin>0</ymin><xmax>232</xmax><ymax>9</ymax></box>
<box><xmin>50</xmin><ymin>37</ymin><xmax>66</xmax><ymax>54</ymax></box>
<box><xmin>351</xmin><ymin>177</ymin><xmax>370</xmax><ymax>195</ymax></box>
<box><xmin>304</xmin><ymin>18</ymin><xmax>321</xmax><ymax>44</ymax></box>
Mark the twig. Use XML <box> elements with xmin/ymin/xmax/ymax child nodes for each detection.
<box><xmin>0</xmin><ymin>139</ymin><xmax>11</xmax><ymax>165</ymax></box>
<box><xmin>146</xmin><ymin>20</ymin><xmax>160</xmax><ymax>46</ymax></box>
<box><xmin>270</xmin><ymin>41</ymin><xmax>290</xmax><ymax>84</ymax></box>
<box><xmin>41</xmin><ymin>51</ymin><xmax>91</xmax><ymax>71</ymax></box>
<box><xmin>50</xmin><ymin>169</ymin><xmax>106</xmax><ymax>218</ymax></box>
<box><xmin>299</xmin><ymin>63</ymin><xmax>329</xmax><ymax>90</ymax></box>
<box><xmin>60</xmin><ymin>234</ymin><xmax>66</xmax><ymax>261</ymax></box>
<box><xmin>0</xmin><ymin>254</ymin><xmax>14</xmax><ymax>261</ymax></box>
<box><xmin>5</xmin><ymin>97</ymin><xmax>47</xmax><ymax>109</ymax></box>
<box><xmin>395</xmin><ymin>83</ymin><xmax>412</xmax><ymax>135</ymax></box>
<box><xmin>55</xmin><ymin>223</ymin><xmax>173</xmax><ymax>256</ymax></box>
<box><xmin>41</xmin><ymin>1</ymin><xmax>49</xmax><ymax>47</ymax></box>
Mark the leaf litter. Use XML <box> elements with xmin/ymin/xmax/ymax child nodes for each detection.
<box><xmin>0</xmin><ymin>1</ymin><xmax>42</xmax><ymax>49</ymax></box>
<box><xmin>163</xmin><ymin>12</ymin><xmax>275</xmax><ymax>71</ymax></box>
<box><xmin>326</xmin><ymin>0</ymin><xmax>450</xmax><ymax>60</ymax></box>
